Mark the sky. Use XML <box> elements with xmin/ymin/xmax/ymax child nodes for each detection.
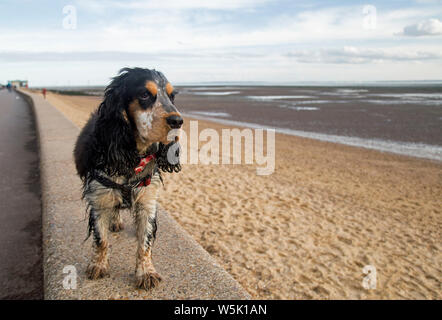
<box><xmin>1</xmin><ymin>0</ymin><xmax>442</xmax><ymax>86</ymax></box>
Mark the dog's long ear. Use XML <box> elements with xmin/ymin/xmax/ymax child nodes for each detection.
<box><xmin>95</xmin><ymin>75</ymin><xmax>138</xmax><ymax>176</ymax></box>
<box><xmin>99</xmin><ymin>70</ymin><xmax>129</xmax><ymax>117</ymax></box>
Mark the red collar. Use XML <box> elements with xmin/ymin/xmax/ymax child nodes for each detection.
<box><xmin>134</xmin><ymin>154</ymin><xmax>156</xmax><ymax>187</ymax></box>
<box><xmin>134</xmin><ymin>154</ymin><xmax>156</xmax><ymax>174</ymax></box>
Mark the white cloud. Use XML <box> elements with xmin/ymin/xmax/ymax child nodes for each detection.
<box><xmin>2</xmin><ymin>2</ymin><xmax>442</xmax><ymax>85</ymax></box>
<box><xmin>286</xmin><ymin>46</ymin><xmax>442</xmax><ymax>64</ymax></box>
<box><xmin>2</xmin><ymin>5</ymin><xmax>442</xmax><ymax>53</ymax></box>
<box><xmin>399</xmin><ymin>18</ymin><xmax>442</xmax><ymax>36</ymax></box>
<box><xmin>414</xmin><ymin>0</ymin><xmax>442</xmax><ymax>3</ymax></box>
<box><xmin>75</xmin><ymin>0</ymin><xmax>269</xmax><ymax>10</ymax></box>
<box><xmin>3</xmin><ymin>46</ymin><xmax>441</xmax><ymax>65</ymax></box>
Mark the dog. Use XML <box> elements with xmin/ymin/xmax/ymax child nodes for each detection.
<box><xmin>74</xmin><ymin>67</ymin><xmax>183</xmax><ymax>289</ymax></box>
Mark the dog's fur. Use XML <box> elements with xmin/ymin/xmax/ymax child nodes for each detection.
<box><xmin>74</xmin><ymin>67</ymin><xmax>182</xmax><ymax>289</ymax></box>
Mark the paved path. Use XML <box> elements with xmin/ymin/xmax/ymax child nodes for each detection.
<box><xmin>0</xmin><ymin>89</ymin><xmax>43</xmax><ymax>299</ymax></box>
<box><xmin>22</xmin><ymin>89</ymin><xmax>249</xmax><ymax>299</ymax></box>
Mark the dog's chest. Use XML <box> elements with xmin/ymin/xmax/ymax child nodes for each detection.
<box><xmin>98</xmin><ymin>159</ymin><xmax>157</xmax><ymax>210</ymax></box>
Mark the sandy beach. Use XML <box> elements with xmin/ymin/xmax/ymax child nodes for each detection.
<box><xmin>42</xmin><ymin>90</ymin><xmax>441</xmax><ymax>299</ymax></box>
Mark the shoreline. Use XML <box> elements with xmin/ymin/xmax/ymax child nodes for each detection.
<box><xmin>183</xmin><ymin>112</ymin><xmax>442</xmax><ymax>162</ymax></box>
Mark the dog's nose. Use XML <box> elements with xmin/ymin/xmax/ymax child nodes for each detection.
<box><xmin>166</xmin><ymin>115</ymin><xmax>183</xmax><ymax>129</ymax></box>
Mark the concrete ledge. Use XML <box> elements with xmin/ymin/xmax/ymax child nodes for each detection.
<box><xmin>19</xmin><ymin>89</ymin><xmax>250</xmax><ymax>300</ymax></box>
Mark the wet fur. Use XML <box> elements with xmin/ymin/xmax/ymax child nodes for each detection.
<box><xmin>74</xmin><ymin>67</ymin><xmax>181</xmax><ymax>289</ymax></box>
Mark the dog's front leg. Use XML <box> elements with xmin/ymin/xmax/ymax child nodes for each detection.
<box><xmin>85</xmin><ymin>184</ymin><xmax>121</xmax><ymax>280</ymax></box>
<box><xmin>86</xmin><ymin>206</ymin><xmax>113</xmax><ymax>279</ymax></box>
<box><xmin>133</xmin><ymin>174</ymin><xmax>162</xmax><ymax>289</ymax></box>
<box><xmin>109</xmin><ymin>210</ymin><xmax>124</xmax><ymax>232</ymax></box>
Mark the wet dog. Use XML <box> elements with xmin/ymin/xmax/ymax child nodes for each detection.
<box><xmin>74</xmin><ymin>67</ymin><xmax>182</xmax><ymax>289</ymax></box>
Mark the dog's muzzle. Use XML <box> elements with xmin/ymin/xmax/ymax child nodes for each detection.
<box><xmin>166</xmin><ymin>115</ymin><xmax>183</xmax><ymax>129</ymax></box>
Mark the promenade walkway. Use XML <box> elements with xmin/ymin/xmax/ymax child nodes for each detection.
<box><xmin>0</xmin><ymin>89</ymin><xmax>43</xmax><ymax>299</ymax></box>
<box><xmin>19</xmin><ymin>89</ymin><xmax>249</xmax><ymax>299</ymax></box>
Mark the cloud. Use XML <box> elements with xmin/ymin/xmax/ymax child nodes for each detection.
<box><xmin>0</xmin><ymin>51</ymin><xmax>198</xmax><ymax>62</ymax></box>
<box><xmin>0</xmin><ymin>49</ymin><xmax>268</xmax><ymax>64</ymax></box>
<box><xmin>2</xmin><ymin>4</ymin><xmax>442</xmax><ymax>54</ymax></box>
<box><xmin>413</xmin><ymin>0</ymin><xmax>442</xmax><ymax>3</ymax></box>
<box><xmin>286</xmin><ymin>46</ymin><xmax>442</xmax><ymax>64</ymax></box>
<box><xmin>2</xmin><ymin>2</ymin><xmax>442</xmax><ymax>85</ymax></box>
<box><xmin>3</xmin><ymin>46</ymin><xmax>441</xmax><ymax>66</ymax></box>
<box><xmin>75</xmin><ymin>0</ymin><xmax>269</xmax><ymax>10</ymax></box>
<box><xmin>399</xmin><ymin>18</ymin><xmax>442</xmax><ymax>36</ymax></box>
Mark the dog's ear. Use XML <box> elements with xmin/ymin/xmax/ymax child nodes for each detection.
<box><xmin>100</xmin><ymin>72</ymin><xmax>127</xmax><ymax>112</ymax></box>
<box><xmin>100</xmin><ymin>70</ymin><xmax>134</xmax><ymax>125</ymax></box>
<box><xmin>96</xmin><ymin>77</ymin><xmax>138</xmax><ymax>176</ymax></box>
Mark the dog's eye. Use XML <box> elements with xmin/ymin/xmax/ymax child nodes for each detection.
<box><xmin>140</xmin><ymin>91</ymin><xmax>151</xmax><ymax>100</ymax></box>
<box><xmin>169</xmin><ymin>90</ymin><xmax>178</xmax><ymax>103</ymax></box>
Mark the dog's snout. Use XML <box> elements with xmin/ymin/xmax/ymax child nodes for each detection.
<box><xmin>166</xmin><ymin>115</ymin><xmax>183</xmax><ymax>129</ymax></box>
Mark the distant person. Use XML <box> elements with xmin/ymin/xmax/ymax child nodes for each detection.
<box><xmin>42</xmin><ymin>88</ymin><xmax>47</xmax><ymax>99</ymax></box>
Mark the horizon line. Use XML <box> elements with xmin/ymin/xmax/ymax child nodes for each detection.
<box><xmin>24</xmin><ymin>79</ymin><xmax>442</xmax><ymax>89</ymax></box>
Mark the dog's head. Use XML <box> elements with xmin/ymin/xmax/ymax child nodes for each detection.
<box><xmin>102</xmin><ymin>67</ymin><xmax>183</xmax><ymax>149</ymax></box>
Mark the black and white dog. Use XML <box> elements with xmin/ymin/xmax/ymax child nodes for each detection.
<box><xmin>74</xmin><ymin>67</ymin><xmax>183</xmax><ymax>289</ymax></box>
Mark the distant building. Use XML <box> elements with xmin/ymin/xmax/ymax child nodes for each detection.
<box><xmin>8</xmin><ymin>80</ymin><xmax>28</xmax><ymax>88</ymax></box>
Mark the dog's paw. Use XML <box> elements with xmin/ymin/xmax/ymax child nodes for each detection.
<box><xmin>86</xmin><ymin>264</ymin><xmax>109</xmax><ymax>280</ymax></box>
<box><xmin>109</xmin><ymin>221</ymin><xmax>124</xmax><ymax>232</ymax></box>
<box><xmin>136</xmin><ymin>271</ymin><xmax>162</xmax><ymax>290</ymax></box>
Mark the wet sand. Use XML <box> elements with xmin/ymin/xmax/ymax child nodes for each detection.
<box><xmin>43</xmin><ymin>90</ymin><xmax>441</xmax><ymax>299</ymax></box>
<box><xmin>175</xmin><ymin>86</ymin><xmax>442</xmax><ymax>146</ymax></box>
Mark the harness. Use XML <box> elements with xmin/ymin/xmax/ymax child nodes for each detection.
<box><xmin>89</xmin><ymin>141</ymin><xmax>181</xmax><ymax>209</ymax></box>
<box><xmin>90</xmin><ymin>154</ymin><xmax>159</xmax><ymax>208</ymax></box>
